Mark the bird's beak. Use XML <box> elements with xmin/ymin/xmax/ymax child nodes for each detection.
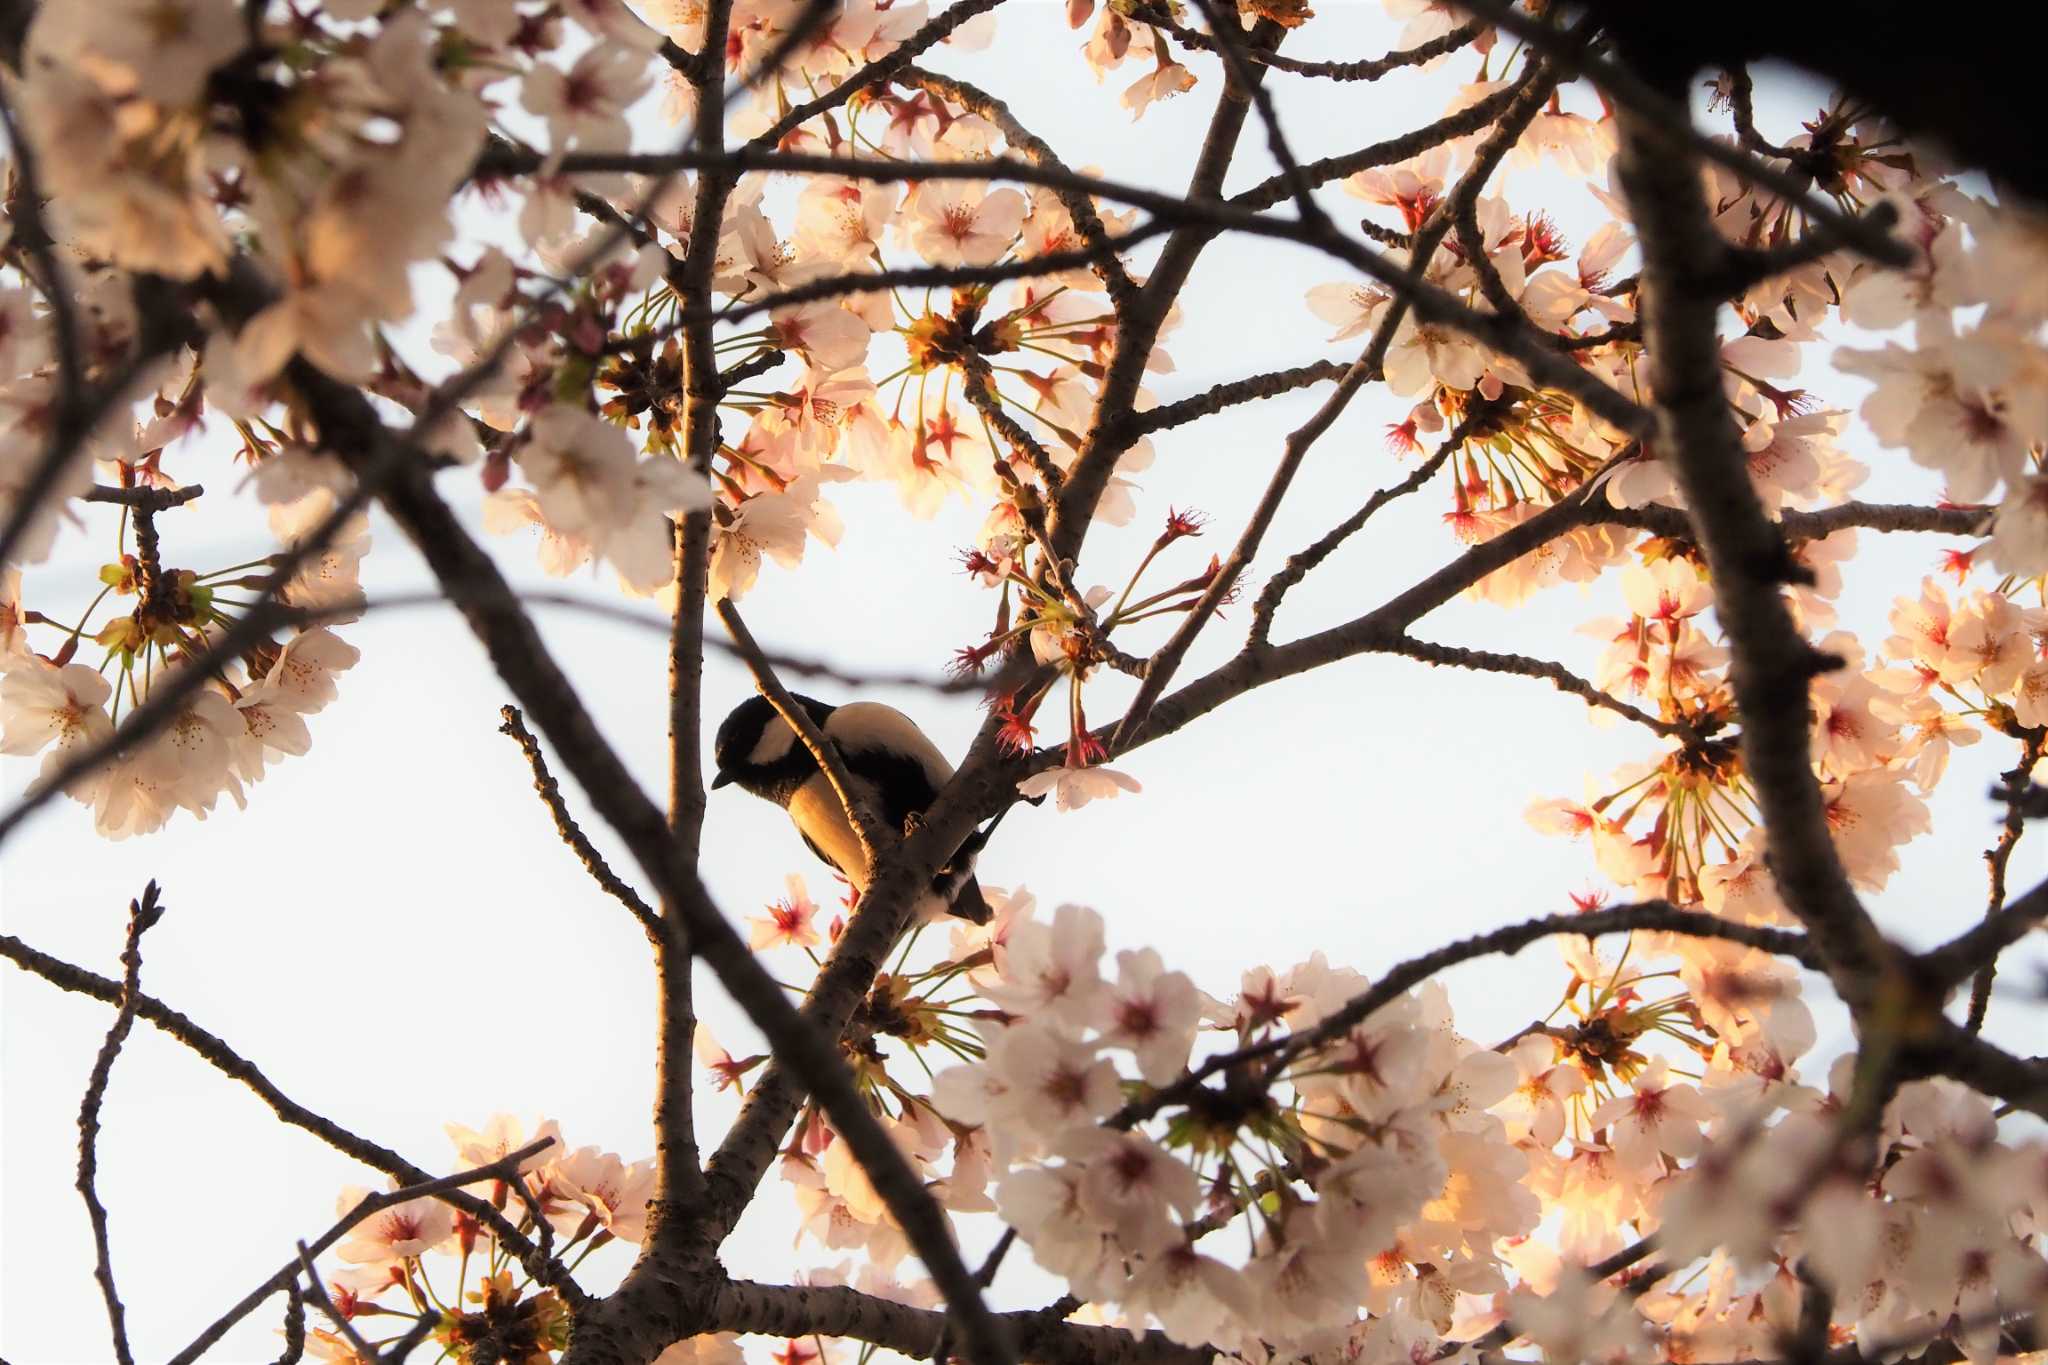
<box><xmin>711</xmin><ymin>770</ymin><xmax>734</xmax><ymax>790</ymax></box>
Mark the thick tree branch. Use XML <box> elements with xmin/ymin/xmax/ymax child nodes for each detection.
<box><xmin>644</xmin><ymin>0</ymin><xmax>746</xmax><ymax>1264</ymax></box>
<box><xmin>1916</xmin><ymin>1026</ymin><xmax>2048</xmax><ymax>1123</ymax></box>
<box><xmin>274</xmin><ymin>357</ymin><xmax>1010</xmax><ymax>1364</ymax></box>
<box><xmin>1610</xmin><ymin>93</ymin><xmax>1902</xmax><ymax>1011</ymax></box>
<box><xmin>713</xmin><ymin>1279</ymin><xmax>1207</xmax><ymax>1365</ymax></box>
<box><xmin>1564</xmin><ymin>0</ymin><xmax>2048</xmax><ymax>209</ymax></box>
<box><xmin>1450</xmin><ymin>0</ymin><xmax>1913</xmax><ymax>267</ymax></box>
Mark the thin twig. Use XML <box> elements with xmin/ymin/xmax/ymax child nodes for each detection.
<box><xmin>749</xmin><ymin>0</ymin><xmax>1015</xmax><ymax>151</ymax></box>
<box><xmin>1115</xmin><ymin>58</ymin><xmax>1562</xmax><ymax>747</ymax></box>
<box><xmin>964</xmin><ymin>359</ymin><xmax>1063</xmax><ymax>489</ymax></box>
<box><xmin>0</xmin><ymin>291</ymin><xmax>184</xmax><ymax>571</ymax></box>
<box><xmin>1382</xmin><ymin>634</ymin><xmax>1701</xmax><ymax>742</ymax></box>
<box><xmin>1105</xmin><ymin>901</ymin><xmax>1817</xmax><ymax>1132</ymax></box>
<box><xmin>77</xmin><ymin>880</ymin><xmax>167</xmax><ymax>1365</ymax></box>
<box><xmin>1165</xmin><ymin>17</ymin><xmax>1481</xmax><ymax>82</ymax></box>
<box><xmin>0</xmin><ymin>83</ymin><xmax>82</xmax><ymax>420</ymax></box>
<box><xmin>498</xmin><ymin>704</ymin><xmax>665</xmax><ymax>939</ymax></box>
<box><xmin>1598</xmin><ymin>498</ymin><xmax>1992</xmax><ymax>543</ymax></box>
<box><xmin>487</xmin><ymin>144</ymin><xmax>1654</xmax><ymax>438</ymax></box>
<box><xmin>1969</xmin><ymin>734</ymin><xmax>2045</xmax><ymax>1032</ymax></box>
<box><xmin>0</xmin><ymin>931</ymin><xmax>574</xmax><ymax>1360</ymax></box>
<box><xmin>899</xmin><ymin>65</ymin><xmax>1138</xmax><ymax>307</ymax></box>
<box><xmin>1249</xmin><ymin>407</ymin><xmax>1483</xmax><ymax>642</ymax></box>
<box><xmin>340</xmin><ymin>588</ymin><xmax>986</xmax><ymax>692</ymax></box>
<box><xmin>1185</xmin><ymin>0</ymin><xmax>1321</xmax><ymax>224</ymax></box>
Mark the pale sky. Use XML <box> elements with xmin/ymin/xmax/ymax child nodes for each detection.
<box><xmin>4</xmin><ymin>5</ymin><xmax>2044</xmax><ymax>1362</ymax></box>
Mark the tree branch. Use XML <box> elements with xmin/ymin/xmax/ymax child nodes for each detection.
<box><xmin>1449</xmin><ymin>0</ymin><xmax>1913</xmax><ymax>267</ymax></box>
<box><xmin>1164</xmin><ymin>16</ymin><xmax>1481</xmax><ymax>82</ymax></box>
<box><xmin>1968</xmin><ymin>736</ymin><xmax>2044</xmax><ymax>1032</ymax></box>
<box><xmin>1132</xmin><ymin>359</ymin><xmax>1351</xmax><ymax>436</ymax></box>
<box><xmin>1108</xmin><ymin>901</ymin><xmax>1818</xmax><ymax>1131</ymax></box>
<box><xmin>279</xmin><ymin>359</ymin><xmax>1011</xmax><ymax>1363</ymax></box>
<box><xmin>748</xmin><ymin>0</ymin><xmax>1014</xmax><ymax>152</ymax></box>
<box><xmin>0</xmin><ymin>81</ymin><xmax>82</xmax><ymax>422</ymax></box>
<box><xmin>76</xmin><ymin>881</ymin><xmax>165</xmax><ymax>1365</ymax></box>
<box><xmin>899</xmin><ymin>65</ymin><xmax>1137</xmax><ymax>307</ymax></box>
<box><xmin>498</xmin><ymin>705</ymin><xmax>664</xmax><ymax>939</ymax></box>
<box><xmin>1248</xmin><ymin>407</ymin><xmax>1479</xmax><ymax>643</ymax></box>
<box><xmin>1380</xmin><ymin>634</ymin><xmax>1701</xmax><ymax>742</ymax></box>
<box><xmin>1920</xmin><ymin>876</ymin><xmax>2048</xmax><ymax>994</ymax></box>
<box><xmin>1595</xmin><ymin>500</ymin><xmax>1991</xmax><ymax>543</ymax></box>
<box><xmin>716</xmin><ymin>597</ymin><xmax>890</xmax><ymax>865</ymax></box>
<box><xmin>1610</xmin><ymin>91</ymin><xmax>1902</xmax><ymax>1011</ymax></box>
<box><xmin>82</xmin><ymin>483</ymin><xmax>206</xmax><ymax>510</ymax></box>
<box><xmin>1231</xmin><ymin>80</ymin><xmax>1525</xmax><ymax>212</ymax></box>
<box><xmin>0</xmin><ymin>930</ymin><xmax>571</xmax><ymax>1362</ymax></box>
<box><xmin>1114</xmin><ymin>57</ymin><xmax>1561</xmax><ymax>747</ymax></box>
<box><xmin>482</xmin><ymin>146</ymin><xmax>1655</xmax><ymax>440</ymax></box>
<box><xmin>713</xmin><ymin>1279</ymin><xmax>1206</xmax><ymax>1365</ymax></box>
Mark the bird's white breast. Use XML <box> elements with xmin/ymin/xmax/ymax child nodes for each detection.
<box><xmin>788</xmin><ymin>772</ymin><xmax>877</xmax><ymax>886</ymax></box>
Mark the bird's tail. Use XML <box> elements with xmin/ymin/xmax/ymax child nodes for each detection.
<box><xmin>947</xmin><ymin>874</ymin><xmax>993</xmax><ymax>925</ymax></box>
<box><xmin>929</xmin><ymin>815</ymin><xmax>1008</xmax><ymax>923</ymax></box>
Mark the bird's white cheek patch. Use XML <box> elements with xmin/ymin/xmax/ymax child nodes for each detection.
<box><xmin>748</xmin><ymin>717</ymin><xmax>798</xmax><ymax>766</ymax></box>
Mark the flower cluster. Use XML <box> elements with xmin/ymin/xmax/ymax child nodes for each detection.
<box><xmin>868</xmin><ymin>890</ymin><xmax>2048</xmax><ymax>1365</ymax></box>
<box><xmin>302</xmin><ymin>1115</ymin><xmax>748</xmax><ymax>1365</ymax></box>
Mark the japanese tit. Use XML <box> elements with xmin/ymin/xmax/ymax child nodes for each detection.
<box><xmin>711</xmin><ymin>693</ymin><xmax>993</xmax><ymax>923</ymax></box>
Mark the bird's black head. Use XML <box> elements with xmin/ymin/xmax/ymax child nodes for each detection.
<box><xmin>711</xmin><ymin>693</ymin><xmax>834</xmax><ymax>801</ymax></box>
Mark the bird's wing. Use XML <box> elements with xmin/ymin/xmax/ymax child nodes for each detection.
<box><xmin>825</xmin><ymin>703</ymin><xmax>955</xmax><ymax>783</ymax></box>
<box><xmin>823</xmin><ymin>702</ymin><xmax>954</xmax><ymax>826</ymax></box>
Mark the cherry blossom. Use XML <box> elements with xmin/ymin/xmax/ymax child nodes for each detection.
<box><xmin>907</xmin><ymin>183</ymin><xmax>1028</xmax><ymax>267</ymax></box>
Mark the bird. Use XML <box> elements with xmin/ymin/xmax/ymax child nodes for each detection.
<box><xmin>711</xmin><ymin>693</ymin><xmax>993</xmax><ymax>923</ymax></box>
